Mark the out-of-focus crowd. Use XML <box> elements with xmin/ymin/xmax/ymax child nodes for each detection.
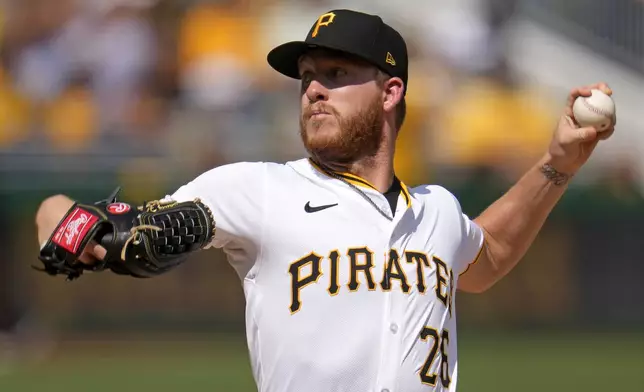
<box><xmin>0</xmin><ymin>0</ymin><xmax>641</xmax><ymax>194</ymax></box>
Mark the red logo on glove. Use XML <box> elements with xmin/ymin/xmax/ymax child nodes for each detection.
<box><xmin>52</xmin><ymin>208</ymin><xmax>99</xmax><ymax>254</ymax></box>
<box><xmin>107</xmin><ymin>202</ymin><xmax>131</xmax><ymax>214</ymax></box>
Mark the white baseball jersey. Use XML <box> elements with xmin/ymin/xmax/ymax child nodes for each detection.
<box><xmin>168</xmin><ymin>158</ymin><xmax>484</xmax><ymax>392</ymax></box>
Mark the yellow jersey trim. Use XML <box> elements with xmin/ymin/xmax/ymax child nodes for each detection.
<box><xmin>308</xmin><ymin>158</ymin><xmax>412</xmax><ymax>208</ymax></box>
<box><xmin>458</xmin><ymin>242</ymin><xmax>485</xmax><ymax>277</ymax></box>
<box><xmin>400</xmin><ymin>181</ymin><xmax>412</xmax><ymax>209</ymax></box>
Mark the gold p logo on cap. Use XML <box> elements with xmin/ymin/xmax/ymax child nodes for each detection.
<box><xmin>311</xmin><ymin>12</ymin><xmax>336</xmax><ymax>38</ymax></box>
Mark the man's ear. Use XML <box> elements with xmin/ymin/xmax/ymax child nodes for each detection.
<box><xmin>383</xmin><ymin>77</ymin><xmax>404</xmax><ymax>114</ymax></box>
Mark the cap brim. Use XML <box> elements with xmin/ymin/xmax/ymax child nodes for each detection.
<box><xmin>267</xmin><ymin>41</ymin><xmax>358</xmax><ymax>80</ymax></box>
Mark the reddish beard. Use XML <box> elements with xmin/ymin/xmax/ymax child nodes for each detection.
<box><xmin>299</xmin><ymin>96</ymin><xmax>384</xmax><ymax>165</ymax></box>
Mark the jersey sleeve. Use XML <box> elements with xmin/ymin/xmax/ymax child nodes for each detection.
<box><xmin>164</xmin><ymin>162</ymin><xmax>267</xmax><ymax>261</ymax></box>
<box><xmin>442</xmin><ymin>189</ymin><xmax>485</xmax><ymax>277</ymax></box>
<box><xmin>455</xmin><ymin>212</ymin><xmax>485</xmax><ymax>277</ymax></box>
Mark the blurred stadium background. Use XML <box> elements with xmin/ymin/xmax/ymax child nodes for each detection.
<box><xmin>0</xmin><ymin>0</ymin><xmax>643</xmax><ymax>391</ymax></box>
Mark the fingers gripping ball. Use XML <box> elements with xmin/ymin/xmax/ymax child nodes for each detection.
<box><xmin>572</xmin><ymin>89</ymin><xmax>616</xmax><ymax>132</ymax></box>
<box><xmin>35</xmin><ymin>187</ymin><xmax>216</xmax><ymax>280</ymax></box>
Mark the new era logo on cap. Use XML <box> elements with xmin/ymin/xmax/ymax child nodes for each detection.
<box><xmin>386</xmin><ymin>52</ymin><xmax>396</xmax><ymax>66</ymax></box>
<box><xmin>267</xmin><ymin>9</ymin><xmax>409</xmax><ymax>95</ymax></box>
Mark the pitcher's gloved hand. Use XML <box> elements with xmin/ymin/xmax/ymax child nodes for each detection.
<box><xmin>34</xmin><ymin>187</ymin><xmax>216</xmax><ymax>280</ymax></box>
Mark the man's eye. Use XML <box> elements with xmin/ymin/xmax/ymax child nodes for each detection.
<box><xmin>329</xmin><ymin>68</ymin><xmax>347</xmax><ymax>79</ymax></box>
<box><xmin>301</xmin><ymin>73</ymin><xmax>312</xmax><ymax>87</ymax></box>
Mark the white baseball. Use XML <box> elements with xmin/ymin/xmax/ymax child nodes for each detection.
<box><xmin>572</xmin><ymin>89</ymin><xmax>616</xmax><ymax>132</ymax></box>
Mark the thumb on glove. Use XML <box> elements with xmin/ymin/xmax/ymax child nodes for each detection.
<box><xmin>78</xmin><ymin>240</ymin><xmax>107</xmax><ymax>265</ymax></box>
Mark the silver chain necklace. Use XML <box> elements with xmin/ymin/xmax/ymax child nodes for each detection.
<box><xmin>321</xmin><ymin>167</ymin><xmax>394</xmax><ymax>222</ymax></box>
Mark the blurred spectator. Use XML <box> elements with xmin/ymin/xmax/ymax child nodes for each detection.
<box><xmin>2</xmin><ymin>0</ymin><xmax>77</xmax><ymax>104</ymax></box>
<box><xmin>432</xmin><ymin>71</ymin><xmax>555</xmax><ymax>182</ymax></box>
<box><xmin>83</xmin><ymin>0</ymin><xmax>159</xmax><ymax>136</ymax></box>
<box><xmin>42</xmin><ymin>75</ymin><xmax>97</xmax><ymax>152</ymax></box>
<box><xmin>420</xmin><ymin>0</ymin><xmax>503</xmax><ymax>77</ymax></box>
<box><xmin>0</xmin><ymin>66</ymin><xmax>32</xmax><ymax>149</ymax></box>
<box><xmin>2</xmin><ymin>0</ymin><xmax>157</xmax><ymax>145</ymax></box>
<box><xmin>175</xmin><ymin>0</ymin><xmax>273</xmax><ymax>163</ymax></box>
<box><xmin>178</xmin><ymin>0</ymin><xmax>261</xmax><ymax>111</ymax></box>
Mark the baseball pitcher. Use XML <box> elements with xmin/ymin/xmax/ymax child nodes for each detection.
<box><xmin>34</xmin><ymin>9</ymin><xmax>616</xmax><ymax>392</ymax></box>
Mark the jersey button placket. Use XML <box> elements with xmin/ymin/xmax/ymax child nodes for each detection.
<box><xmin>384</xmin><ymin>241</ymin><xmax>402</xmax><ymax>392</ymax></box>
<box><xmin>379</xmin><ymin>219</ymin><xmax>407</xmax><ymax>392</ymax></box>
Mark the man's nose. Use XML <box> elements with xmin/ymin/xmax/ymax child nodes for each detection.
<box><xmin>305</xmin><ymin>79</ymin><xmax>329</xmax><ymax>103</ymax></box>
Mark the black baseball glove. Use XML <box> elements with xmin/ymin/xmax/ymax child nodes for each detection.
<box><xmin>35</xmin><ymin>187</ymin><xmax>216</xmax><ymax>281</ymax></box>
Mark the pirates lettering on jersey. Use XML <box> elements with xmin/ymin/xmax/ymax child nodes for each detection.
<box><xmin>347</xmin><ymin>247</ymin><xmax>376</xmax><ymax>292</ymax></box>
<box><xmin>381</xmin><ymin>249</ymin><xmax>410</xmax><ymax>293</ymax></box>
<box><xmin>404</xmin><ymin>251</ymin><xmax>430</xmax><ymax>293</ymax></box>
<box><xmin>288</xmin><ymin>248</ymin><xmax>456</xmax><ymax>314</ymax></box>
<box><xmin>288</xmin><ymin>252</ymin><xmax>324</xmax><ymax>313</ymax></box>
<box><xmin>433</xmin><ymin>256</ymin><xmax>449</xmax><ymax>308</ymax></box>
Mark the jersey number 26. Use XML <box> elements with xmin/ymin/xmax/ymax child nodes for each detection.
<box><xmin>419</xmin><ymin>326</ymin><xmax>451</xmax><ymax>388</ymax></box>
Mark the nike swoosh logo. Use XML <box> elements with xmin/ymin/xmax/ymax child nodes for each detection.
<box><xmin>304</xmin><ymin>202</ymin><xmax>338</xmax><ymax>213</ymax></box>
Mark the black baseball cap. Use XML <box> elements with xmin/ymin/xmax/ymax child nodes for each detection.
<box><xmin>267</xmin><ymin>9</ymin><xmax>408</xmax><ymax>95</ymax></box>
